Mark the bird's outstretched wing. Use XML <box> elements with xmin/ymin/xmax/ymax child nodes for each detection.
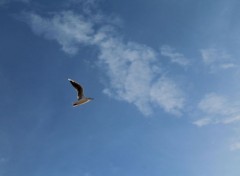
<box><xmin>68</xmin><ymin>79</ymin><xmax>84</xmax><ymax>99</ymax></box>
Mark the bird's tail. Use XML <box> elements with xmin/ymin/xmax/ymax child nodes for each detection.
<box><xmin>73</xmin><ymin>102</ymin><xmax>80</xmax><ymax>107</ymax></box>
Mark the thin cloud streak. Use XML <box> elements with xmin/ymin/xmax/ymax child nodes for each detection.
<box><xmin>25</xmin><ymin>11</ymin><xmax>185</xmax><ymax>115</ymax></box>
<box><xmin>160</xmin><ymin>45</ymin><xmax>189</xmax><ymax>66</ymax></box>
<box><xmin>230</xmin><ymin>141</ymin><xmax>240</xmax><ymax>151</ymax></box>
<box><xmin>200</xmin><ymin>48</ymin><xmax>237</xmax><ymax>71</ymax></box>
<box><xmin>192</xmin><ymin>118</ymin><xmax>212</xmax><ymax>127</ymax></box>
<box><xmin>193</xmin><ymin>93</ymin><xmax>240</xmax><ymax>126</ymax></box>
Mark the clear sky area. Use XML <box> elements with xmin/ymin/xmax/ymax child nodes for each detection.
<box><xmin>1</xmin><ymin>0</ymin><xmax>240</xmax><ymax>175</ymax></box>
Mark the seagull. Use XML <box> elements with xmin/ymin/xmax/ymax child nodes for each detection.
<box><xmin>68</xmin><ymin>78</ymin><xmax>93</xmax><ymax>106</ymax></box>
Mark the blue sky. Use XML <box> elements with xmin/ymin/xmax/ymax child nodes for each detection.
<box><xmin>1</xmin><ymin>0</ymin><xmax>240</xmax><ymax>175</ymax></box>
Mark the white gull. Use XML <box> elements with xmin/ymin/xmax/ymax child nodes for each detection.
<box><xmin>68</xmin><ymin>78</ymin><xmax>93</xmax><ymax>106</ymax></box>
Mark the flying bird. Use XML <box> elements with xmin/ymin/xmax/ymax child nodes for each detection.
<box><xmin>68</xmin><ymin>78</ymin><xmax>93</xmax><ymax>106</ymax></box>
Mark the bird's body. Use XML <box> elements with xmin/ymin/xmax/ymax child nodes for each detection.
<box><xmin>68</xmin><ymin>78</ymin><xmax>93</xmax><ymax>106</ymax></box>
<box><xmin>73</xmin><ymin>97</ymin><xmax>92</xmax><ymax>106</ymax></box>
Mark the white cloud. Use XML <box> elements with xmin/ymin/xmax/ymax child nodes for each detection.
<box><xmin>26</xmin><ymin>11</ymin><xmax>94</xmax><ymax>55</ymax></box>
<box><xmin>230</xmin><ymin>141</ymin><xmax>240</xmax><ymax>151</ymax></box>
<box><xmin>193</xmin><ymin>93</ymin><xmax>240</xmax><ymax>126</ymax></box>
<box><xmin>198</xmin><ymin>93</ymin><xmax>227</xmax><ymax>115</ymax></box>
<box><xmin>201</xmin><ymin>48</ymin><xmax>229</xmax><ymax>64</ymax></box>
<box><xmin>25</xmin><ymin>11</ymin><xmax>185</xmax><ymax>116</ymax></box>
<box><xmin>220</xmin><ymin>63</ymin><xmax>237</xmax><ymax>69</ymax></box>
<box><xmin>200</xmin><ymin>48</ymin><xmax>237</xmax><ymax>71</ymax></box>
<box><xmin>98</xmin><ymin>37</ymin><xmax>185</xmax><ymax>115</ymax></box>
<box><xmin>160</xmin><ymin>45</ymin><xmax>189</xmax><ymax>66</ymax></box>
<box><xmin>193</xmin><ymin>118</ymin><xmax>212</xmax><ymax>127</ymax></box>
<box><xmin>99</xmin><ymin>38</ymin><xmax>158</xmax><ymax>115</ymax></box>
<box><xmin>222</xmin><ymin>116</ymin><xmax>240</xmax><ymax>124</ymax></box>
<box><xmin>150</xmin><ymin>77</ymin><xmax>185</xmax><ymax>115</ymax></box>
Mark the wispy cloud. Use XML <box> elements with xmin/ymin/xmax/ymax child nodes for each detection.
<box><xmin>200</xmin><ymin>48</ymin><xmax>237</xmax><ymax>71</ymax></box>
<box><xmin>160</xmin><ymin>45</ymin><xmax>189</xmax><ymax>66</ymax></box>
<box><xmin>230</xmin><ymin>141</ymin><xmax>240</xmax><ymax>151</ymax></box>
<box><xmin>25</xmin><ymin>11</ymin><xmax>94</xmax><ymax>55</ymax></box>
<box><xmin>193</xmin><ymin>93</ymin><xmax>240</xmax><ymax>126</ymax></box>
<box><xmin>98</xmin><ymin>36</ymin><xmax>185</xmax><ymax>115</ymax></box>
<box><xmin>24</xmin><ymin>10</ymin><xmax>185</xmax><ymax>115</ymax></box>
<box><xmin>150</xmin><ymin>77</ymin><xmax>185</xmax><ymax>115</ymax></box>
<box><xmin>192</xmin><ymin>118</ymin><xmax>212</xmax><ymax>127</ymax></box>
